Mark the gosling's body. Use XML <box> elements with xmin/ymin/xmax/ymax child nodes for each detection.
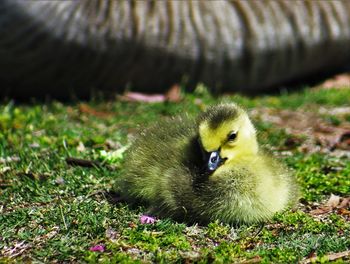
<box><xmin>118</xmin><ymin>103</ymin><xmax>298</xmax><ymax>224</ymax></box>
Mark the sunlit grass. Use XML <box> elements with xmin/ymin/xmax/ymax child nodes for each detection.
<box><xmin>1</xmin><ymin>87</ymin><xmax>349</xmax><ymax>262</ymax></box>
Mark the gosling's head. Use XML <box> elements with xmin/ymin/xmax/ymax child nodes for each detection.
<box><xmin>198</xmin><ymin>103</ymin><xmax>258</xmax><ymax>172</ymax></box>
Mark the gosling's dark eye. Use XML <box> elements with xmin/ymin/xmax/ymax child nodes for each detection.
<box><xmin>228</xmin><ymin>131</ymin><xmax>237</xmax><ymax>141</ymax></box>
<box><xmin>210</xmin><ymin>156</ymin><xmax>218</xmax><ymax>163</ymax></box>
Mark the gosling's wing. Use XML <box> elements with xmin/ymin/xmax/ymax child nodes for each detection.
<box><xmin>118</xmin><ymin>115</ymin><xmax>196</xmax><ymax>203</ymax></box>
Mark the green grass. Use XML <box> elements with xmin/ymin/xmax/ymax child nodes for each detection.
<box><xmin>1</xmin><ymin>87</ymin><xmax>350</xmax><ymax>263</ymax></box>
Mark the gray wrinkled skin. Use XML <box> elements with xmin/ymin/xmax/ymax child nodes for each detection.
<box><xmin>1</xmin><ymin>1</ymin><xmax>350</xmax><ymax>98</ymax></box>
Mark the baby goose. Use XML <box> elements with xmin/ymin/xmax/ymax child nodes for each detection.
<box><xmin>117</xmin><ymin>103</ymin><xmax>299</xmax><ymax>224</ymax></box>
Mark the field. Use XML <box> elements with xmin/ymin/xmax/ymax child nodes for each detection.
<box><xmin>1</xmin><ymin>83</ymin><xmax>349</xmax><ymax>263</ymax></box>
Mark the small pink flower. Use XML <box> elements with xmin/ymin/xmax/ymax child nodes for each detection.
<box><xmin>140</xmin><ymin>215</ymin><xmax>156</xmax><ymax>224</ymax></box>
<box><xmin>89</xmin><ymin>244</ymin><xmax>105</xmax><ymax>252</ymax></box>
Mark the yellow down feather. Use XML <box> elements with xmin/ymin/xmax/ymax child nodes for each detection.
<box><xmin>117</xmin><ymin>103</ymin><xmax>299</xmax><ymax>224</ymax></box>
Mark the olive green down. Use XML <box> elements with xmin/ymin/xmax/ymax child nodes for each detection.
<box><xmin>118</xmin><ymin>103</ymin><xmax>299</xmax><ymax>224</ymax></box>
<box><xmin>1</xmin><ymin>1</ymin><xmax>350</xmax><ymax>98</ymax></box>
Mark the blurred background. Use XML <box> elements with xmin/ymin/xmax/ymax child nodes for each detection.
<box><xmin>0</xmin><ymin>0</ymin><xmax>349</xmax><ymax>99</ymax></box>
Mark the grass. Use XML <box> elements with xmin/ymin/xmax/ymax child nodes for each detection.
<box><xmin>0</xmin><ymin>86</ymin><xmax>350</xmax><ymax>263</ymax></box>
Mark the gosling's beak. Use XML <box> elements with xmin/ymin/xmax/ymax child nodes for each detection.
<box><xmin>207</xmin><ymin>151</ymin><xmax>225</xmax><ymax>171</ymax></box>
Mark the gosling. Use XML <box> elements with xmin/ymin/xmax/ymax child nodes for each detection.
<box><xmin>117</xmin><ymin>103</ymin><xmax>299</xmax><ymax>224</ymax></box>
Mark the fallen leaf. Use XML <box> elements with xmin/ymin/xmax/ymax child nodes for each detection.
<box><xmin>79</xmin><ymin>103</ymin><xmax>113</xmax><ymax>118</ymax></box>
<box><xmin>317</xmin><ymin>73</ymin><xmax>350</xmax><ymax>89</ymax></box>
<box><xmin>238</xmin><ymin>256</ymin><xmax>262</xmax><ymax>264</ymax></box>
<box><xmin>29</xmin><ymin>143</ymin><xmax>40</xmax><ymax>149</ymax></box>
<box><xmin>55</xmin><ymin>177</ymin><xmax>65</xmax><ymax>185</ymax></box>
<box><xmin>76</xmin><ymin>142</ymin><xmax>86</xmax><ymax>152</ymax></box>
<box><xmin>300</xmin><ymin>249</ymin><xmax>350</xmax><ymax>264</ymax></box>
<box><xmin>118</xmin><ymin>92</ymin><xmax>165</xmax><ymax>103</ymax></box>
<box><xmin>126</xmin><ymin>247</ymin><xmax>143</xmax><ymax>257</ymax></box>
<box><xmin>0</xmin><ymin>156</ymin><xmax>20</xmax><ymax>164</ymax></box>
<box><xmin>118</xmin><ymin>85</ymin><xmax>182</xmax><ymax>103</ymax></box>
<box><xmin>128</xmin><ymin>222</ymin><xmax>137</xmax><ymax>229</ymax></box>
<box><xmin>337</xmin><ymin>208</ymin><xmax>350</xmax><ymax>216</ymax></box>
<box><xmin>89</xmin><ymin>244</ymin><xmax>105</xmax><ymax>252</ymax></box>
<box><xmin>309</xmin><ymin>207</ymin><xmax>332</xmax><ymax>216</ymax></box>
<box><xmin>140</xmin><ymin>215</ymin><xmax>156</xmax><ymax>224</ymax></box>
<box><xmin>306</xmin><ymin>250</ymin><xmax>317</xmax><ymax>260</ymax></box>
<box><xmin>335</xmin><ymin>131</ymin><xmax>350</xmax><ymax>150</ymax></box>
<box><xmin>339</xmin><ymin>197</ymin><xmax>350</xmax><ymax>209</ymax></box>
<box><xmin>325</xmin><ymin>194</ymin><xmax>341</xmax><ymax>207</ymax></box>
<box><xmin>165</xmin><ymin>84</ymin><xmax>182</xmax><ymax>103</ymax></box>
<box><xmin>309</xmin><ymin>195</ymin><xmax>350</xmax><ymax>216</ymax></box>
<box><xmin>3</xmin><ymin>242</ymin><xmax>28</xmax><ymax>257</ymax></box>
<box><xmin>105</xmin><ymin>228</ymin><xmax>119</xmax><ymax>240</ymax></box>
